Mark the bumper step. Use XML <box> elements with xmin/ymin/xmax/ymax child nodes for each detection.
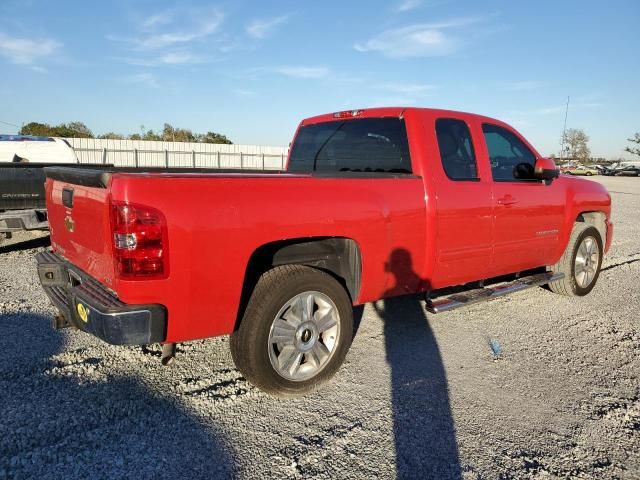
<box><xmin>425</xmin><ymin>272</ymin><xmax>564</xmax><ymax>314</ymax></box>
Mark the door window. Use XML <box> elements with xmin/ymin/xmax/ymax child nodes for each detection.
<box><xmin>482</xmin><ymin>124</ymin><xmax>536</xmax><ymax>181</ymax></box>
<box><xmin>435</xmin><ymin>118</ymin><xmax>478</xmax><ymax>180</ymax></box>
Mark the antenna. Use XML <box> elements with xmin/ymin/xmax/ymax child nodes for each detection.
<box><xmin>559</xmin><ymin>96</ymin><xmax>570</xmax><ymax>160</ymax></box>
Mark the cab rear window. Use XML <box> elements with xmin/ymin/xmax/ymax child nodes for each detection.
<box><xmin>288</xmin><ymin>118</ymin><xmax>412</xmax><ymax>174</ymax></box>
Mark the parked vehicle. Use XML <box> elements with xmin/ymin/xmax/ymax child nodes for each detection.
<box><xmin>0</xmin><ymin>135</ymin><xmax>78</xmax><ymax>163</ymax></box>
<box><xmin>0</xmin><ymin>162</ymin><xmax>115</xmax><ymax>239</ymax></box>
<box><xmin>564</xmin><ymin>165</ymin><xmax>599</xmax><ymax>176</ymax></box>
<box><xmin>0</xmin><ymin>135</ymin><xmax>80</xmax><ymax>238</ymax></box>
<box><xmin>36</xmin><ymin>107</ymin><xmax>613</xmax><ymax>396</ymax></box>
<box><xmin>614</xmin><ymin>165</ymin><xmax>640</xmax><ymax>176</ymax></box>
<box><xmin>598</xmin><ymin>161</ymin><xmax>640</xmax><ymax>177</ymax></box>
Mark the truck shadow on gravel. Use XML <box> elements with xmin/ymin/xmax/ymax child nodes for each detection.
<box><xmin>0</xmin><ymin>312</ymin><xmax>235</xmax><ymax>479</ymax></box>
<box><xmin>373</xmin><ymin>249</ymin><xmax>461</xmax><ymax>479</ymax></box>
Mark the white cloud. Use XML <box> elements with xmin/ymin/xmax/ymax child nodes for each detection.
<box><xmin>354</xmin><ymin>17</ymin><xmax>484</xmax><ymax>58</ymax></box>
<box><xmin>270</xmin><ymin>66</ymin><xmax>330</xmax><ymax>79</ymax></box>
<box><xmin>396</xmin><ymin>0</ymin><xmax>422</xmax><ymax>12</ymax></box>
<box><xmin>534</xmin><ymin>103</ymin><xmax>602</xmax><ymax>116</ymax></box>
<box><xmin>378</xmin><ymin>82</ymin><xmax>436</xmax><ymax>95</ymax></box>
<box><xmin>108</xmin><ymin>7</ymin><xmax>224</xmax><ymax>66</ymax></box>
<box><xmin>121</xmin><ymin>73</ymin><xmax>160</xmax><ymax>89</ymax></box>
<box><xmin>235</xmin><ymin>89</ymin><xmax>256</xmax><ymax>97</ymax></box>
<box><xmin>0</xmin><ymin>31</ymin><xmax>60</xmax><ymax>65</ymax></box>
<box><xmin>142</xmin><ymin>11</ymin><xmax>174</xmax><ymax>29</ymax></box>
<box><xmin>501</xmin><ymin>81</ymin><xmax>541</xmax><ymax>92</ymax></box>
<box><xmin>136</xmin><ymin>10</ymin><xmax>223</xmax><ymax>50</ymax></box>
<box><xmin>507</xmin><ymin>100</ymin><xmax>604</xmax><ymax>118</ymax></box>
<box><xmin>369</xmin><ymin>96</ymin><xmax>416</xmax><ymax>107</ymax></box>
<box><xmin>118</xmin><ymin>50</ymin><xmax>206</xmax><ymax>66</ymax></box>
<box><xmin>246</xmin><ymin>14</ymin><xmax>291</xmax><ymax>39</ymax></box>
<box><xmin>159</xmin><ymin>51</ymin><xmax>206</xmax><ymax>65</ymax></box>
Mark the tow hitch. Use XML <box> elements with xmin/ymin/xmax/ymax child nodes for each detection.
<box><xmin>161</xmin><ymin>343</ymin><xmax>176</xmax><ymax>366</ymax></box>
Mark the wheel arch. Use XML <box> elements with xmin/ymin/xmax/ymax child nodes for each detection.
<box><xmin>576</xmin><ymin>211</ymin><xmax>607</xmax><ymax>244</ymax></box>
<box><xmin>234</xmin><ymin>237</ymin><xmax>362</xmax><ymax>331</ymax></box>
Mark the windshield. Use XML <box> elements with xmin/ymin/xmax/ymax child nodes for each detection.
<box><xmin>288</xmin><ymin>117</ymin><xmax>412</xmax><ymax>174</ymax></box>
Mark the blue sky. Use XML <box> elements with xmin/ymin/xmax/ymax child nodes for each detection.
<box><xmin>0</xmin><ymin>0</ymin><xmax>638</xmax><ymax>158</ymax></box>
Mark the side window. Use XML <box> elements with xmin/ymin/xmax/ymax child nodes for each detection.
<box><xmin>435</xmin><ymin>118</ymin><xmax>478</xmax><ymax>180</ymax></box>
<box><xmin>482</xmin><ymin>124</ymin><xmax>536</xmax><ymax>181</ymax></box>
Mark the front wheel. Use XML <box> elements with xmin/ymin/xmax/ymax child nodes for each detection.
<box><xmin>230</xmin><ymin>265</ymin><xmax>353</xmax><ymax>397</ymax></box>
<box><xmin>548</xmin><ymin>223</ymin><xmax>603</xmax><ymax>296</ymax></box>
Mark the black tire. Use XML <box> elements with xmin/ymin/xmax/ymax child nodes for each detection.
<box><xmin>548</xmin><ymin>223</ymin><xmax>603</xmax><ymax>296</ymax></box>
<box><xmin>586</xmin><ymin>172</ymin><xmax>593</xmax><ymax>176</ymax></box>
<box><xmin>230</xmin><ymin>265</ymin><xmax>353</xmax><ymax>397</ymax></box>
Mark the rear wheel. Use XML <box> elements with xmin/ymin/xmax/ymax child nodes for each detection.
<box><xmin>548</xmin><ymin>223</ymin><xmax>603</xmax><ymax>296</ymax></box>
<box><xmin>230</xmin><ymin>265</ymin><xmax>353</xmax><ymax>397</ymax></box>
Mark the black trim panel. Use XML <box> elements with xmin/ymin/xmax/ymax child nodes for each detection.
<box><xmin>44</xmin><ymin>166</ymin><xmax>287</xmax><ymax>188</ymax></box>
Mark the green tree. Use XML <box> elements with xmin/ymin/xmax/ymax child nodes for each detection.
<box><xmin>98</xmin><ymin>132</ymin><xmax>125</xmax><ymax>139</ymax></box>
<box><xmin>197</xmin><ymin>131</ymin><xmax>232</xmax><ymax>144</ymax></box>
<box><xmin>50</xmin><ymin>122</ymin><xmax>93</xmax><ymax>138</ymax></box>
<box><xmin>561</xmin><ymin>128</ymin><xmax>590</xmax><ymax>161</ymax></box>
<box><xmin>66</xmin><ymin>121</ymin><xmax>93</xmax><ymax>138</ymax></box>
<box><xmin>161</xmin><ymin>123</ymin><xmax>197</xmax><ymax>142</ymax></box>
<box><xmin>19</xmin><ymin>122</ymin><xmax>54</xmax><ymax>136</ymax></box>
<box><xmin>625</xmin><ymin>132</ymin><xmax>640</xmax><ymax>157</ymax></box>
<box><xmin>19</xmin><ymin>120</ymin><xmax>233</xmax><ymax>144</ymax></box>
<box><xmin>141</xmin><ymin>129</ymin><xmax>162</xmax><ymax>141</ymax></box>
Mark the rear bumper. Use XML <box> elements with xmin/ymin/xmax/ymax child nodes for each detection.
<box><xmin>0</xmin><ymin>208</ymin><xmax>48</xmax><ymax>232</ymax></box>
<box><xmin>36</xmin><ymin>251</ymin><xmax>167</xmax><ymax>345</ymax></box>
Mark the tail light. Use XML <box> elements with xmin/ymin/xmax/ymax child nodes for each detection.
<box><xmin>110</xmin><ymin>202</ymin><xmax>169</xmax><ymax>280</ymax></box>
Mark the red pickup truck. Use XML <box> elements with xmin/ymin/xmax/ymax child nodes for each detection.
<box><xmin>36</xmin><ymin>107</ymin><xmax>612</xmax><ymax>396</ymax></box>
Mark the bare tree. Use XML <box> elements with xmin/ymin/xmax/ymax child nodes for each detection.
<box><xmin>625</xmin><ymin>132</ymin><xmax>640</xmax><ymax>157</ymax></box>
<box><xmin>561</xmin><ymin>128</ymin><xmax>590</xmax><ymax>161</ymax></box>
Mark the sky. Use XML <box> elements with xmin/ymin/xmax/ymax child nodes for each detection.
<box><xmin>0</xmin><ymin>0</ymin><xmax>638</xmax><ymax>158</ymax></box>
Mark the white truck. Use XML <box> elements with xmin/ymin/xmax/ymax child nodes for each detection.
<box><xmin>0</xmin><ymin>135</ymin><xmax>79</xmax><ymax>240</ymax></box>
<box><xmin>0</xmin><ymin>135</ymin><xmax>78</xmax><ymax>163</ymax></box>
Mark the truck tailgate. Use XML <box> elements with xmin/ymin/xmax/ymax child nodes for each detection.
<box><xmin>45</xmin><ymin>170</ymin><xmax>115</xmax><ymax>288</ymax></box>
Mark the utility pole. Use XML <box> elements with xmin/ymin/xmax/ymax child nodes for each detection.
<box><xmin>559</xmin><ymin>96</ymin><xmax>570</xmax><ymax>161</ymax></box>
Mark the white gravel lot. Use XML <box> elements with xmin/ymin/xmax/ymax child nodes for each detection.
<box><xmin>0</xmin><ymin>175</ymin><xmax>638</xmax><ymax>479</ymax></box>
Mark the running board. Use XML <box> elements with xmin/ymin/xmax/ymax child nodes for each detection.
<box><xmin>425</xmin><ymin>272</ymin><xmax>564</xmax><ymax>314</ymax></box>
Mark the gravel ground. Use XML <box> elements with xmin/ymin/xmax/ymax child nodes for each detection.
<box><xmin>0</xmin><ymin>176</ymin><xmax>638</xmax><ymax>479</ymax></box>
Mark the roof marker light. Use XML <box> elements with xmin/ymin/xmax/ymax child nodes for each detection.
<box><xmin>333</xmin><ymin>110</ymin><xmax>363</xmax><ymax>118</ymax></box>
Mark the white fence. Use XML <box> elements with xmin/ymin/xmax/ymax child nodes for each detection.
<box><xmin>66</xmin><ymin>138</ymin><xmax>288</xmax><ymax>170</ymax></box>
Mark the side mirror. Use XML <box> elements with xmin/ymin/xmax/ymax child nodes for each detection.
<box><xmin>534</xmin><ymin>158</ymin><xmax>559</xmax><ymax>181</ymax></box>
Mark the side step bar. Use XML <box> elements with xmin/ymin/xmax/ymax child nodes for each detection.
<box><xmin>425</xmin><ymin>272</ymin><xmax>564</xmax><ymax>314</ymax></box>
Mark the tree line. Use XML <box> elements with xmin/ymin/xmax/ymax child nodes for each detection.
<box><xmin>553</xmin><ymin>128</ymin><xmax>640</xmax><ymax>163</ymax></box>
<box><xmin>19</xmin><ymin>121</ymin><xmax>233</xmax><ymax>144</ymax></box>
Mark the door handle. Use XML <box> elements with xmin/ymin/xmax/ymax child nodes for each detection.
<box><xmin>497</xmin><ymin>195</ymin><xmax>518</xmax><ymax>206</ymax></box>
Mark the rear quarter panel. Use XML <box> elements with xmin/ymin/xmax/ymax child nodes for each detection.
<box><xmin>110</xmin><ymin>173</ymin><xmax>427</xmax><ymax>342</ymax></box>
